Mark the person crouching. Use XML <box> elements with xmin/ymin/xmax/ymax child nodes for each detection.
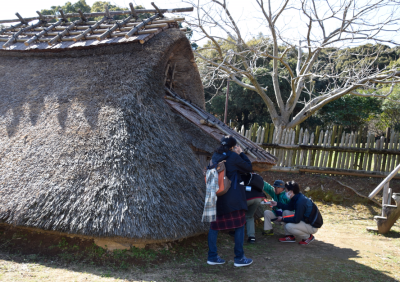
<box><xmin>270</xmin><ymin>181</ymin><xmax>323</xmax><ymax>245</ymax></box>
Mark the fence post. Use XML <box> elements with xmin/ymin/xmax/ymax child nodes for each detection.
<box><xmin>382</xmin><ymin>127</ymin><xmax>390</xmax><ymax>171</ymax></box>
<box><xmin>354</xmin><ymin>128</ymin><xmax>362</xmax><ymax>170</ymax></box>
<box><xmin>328</xmin><ymin>125</ymin><xmax>337</xmax><ymax>168</ymax></box>
<box><xmin>333</xmin><ymin>125</ymin><xmax>343</xmax><ymax>169</ymax></box>
<box><xmin>263</xmin><ymin>123</ymin><xmax>270</xmax><ymax>144</ymax></box>
<box><xmin>268</xmin><ymin>123</ymin><xmax>275</xmax><ymax>144</ymax></box>
<box><xmin>292</xmin><ymin>125</ymin><xmax>300</xmax><ymax>166</ymax></box>
<box><xmin>311</xmin><ymin>126</ymin><xmax>320</xmax><ymax>167</ymax></box>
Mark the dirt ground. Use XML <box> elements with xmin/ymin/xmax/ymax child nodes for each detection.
<box><xmin>0</xmin><ymin>171</ymin><xmax>399</xmax><ymax>282</ymax></box>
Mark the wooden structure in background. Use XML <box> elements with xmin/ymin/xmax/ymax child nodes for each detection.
<box><xmin>236</xmin><ymin>123</ymin><xmax>400</xmax><ymax>178</ymax></box>
<box><xmin>0</xmin><ymin>3</ymin><xmax>190</xmax><ymax>50</ymax></box>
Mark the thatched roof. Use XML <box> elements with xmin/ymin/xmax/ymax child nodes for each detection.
<box><xmin>0</xmin><ymin>25</ymin><xmax>212</xmax><ymax>242</ymax></box>
<box><xmin>0</xmin><ymin>5</ymin><xmax>276</xmax><ymax>245</ymax></box>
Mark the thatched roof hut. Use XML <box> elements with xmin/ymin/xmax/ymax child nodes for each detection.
<box><xmin>0</xmin><ymin>5</ymin><xmax>276</xmax><ymax>249</ymax></box>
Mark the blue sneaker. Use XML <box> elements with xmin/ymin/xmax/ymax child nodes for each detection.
<box><xmin>234</xmin><ymin>256</ymin><xmax>253</xmax><ymax>267</ymax></box>
<box><xmin>207</xmin><ymin>256</ymin><xmax>226</xmax><ymax>265</ymax></box>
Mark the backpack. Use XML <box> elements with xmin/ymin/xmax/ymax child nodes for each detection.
<box><xmin>205</xmin><ymin>160</ymin><xmax>231</xmax><ymax>197</ymax></box>
<box><xmin>304</xmin><ymin>200</ymin><xmax>323</xmax><ymax>228</ymax></box>
<box><xmin>241</xmin><ymin>173</ymin><xmax>264</xmax><ymax>192</ymax></box>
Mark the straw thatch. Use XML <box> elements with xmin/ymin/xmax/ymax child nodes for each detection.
<box><xmin>0</xmin><ymin>17</ymin><xmax>276</xmax><ymax>248</ymax></box>
<box><xmin>0</xmin><ymin>27</ymin><xmax>214</xmax><ymax>245</ymax></box>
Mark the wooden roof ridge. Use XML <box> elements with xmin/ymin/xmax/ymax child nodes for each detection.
<box><xmin>164</xmin><ymin>87</ymin><xmax>278</xmax><ymax>165</ymax></box>
<box><xmin>0</xmin><ymin>2</ymin><xmax>192</xmax><ymax>51</ymax></box>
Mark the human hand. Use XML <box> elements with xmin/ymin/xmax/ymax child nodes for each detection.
<box><xmin>276</xmin><ymin>216</ymin><xmax>283</xmax><ymax>222</ymax></box>
<box><xmin>270</xmin><ymin>201</ymin><xmax>277</xmax><ymax>207</ymax></box>
<box><xmin>233</xmin><ymin>145</ymin><xmax>243</xmax><ymax>154</ymax></box>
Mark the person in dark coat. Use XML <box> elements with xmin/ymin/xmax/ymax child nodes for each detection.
<box><xmin>207</xmin><ymin>136</ymin><xmax>254</xmax><ymax>267</ymax></box>
<box><xmin>270</xmin><ymin>181</ymin><xmax>320</xmax><ymax>245</ymax></box>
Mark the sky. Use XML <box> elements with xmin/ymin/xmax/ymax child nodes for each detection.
<box><xmin>1</xmin><ymin>0</ymin><xmax>398</xmax><ymax>48</ymax></box>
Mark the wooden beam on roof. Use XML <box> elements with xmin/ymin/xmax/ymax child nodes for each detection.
<box><xmin>2</xmin><ymin>20</ymin><xmax>44</xmax><ymax>48</ymax></box>
<box><xmin>72</xmin><ymin>16</ymin><xmax>107</xmax><ymax>42</ymax></box>
<box><xmin>48</xmin><ymin>18</ymin><xmax>83</xmax><ymax>45</ymax></box>
<box><xmin>97</xmin><ymin>14</ymin><xmax>133</xmax><ymax>41</ymax></box>
<box><xmin>36</xmin><ymin>11</ymin><xmax>45</xmax><ymax>21</ymax></box>
<box><xmin>0</xmin><ymin>22</ymin><xmax>25</xmax><ymax>35</ymax></box>
<box><xmin>129</xmin><ymin>3</ymin><xmax>138</xmax><ymax>18</ymax></box>
<box><xmin>78</xmin><ymin>9</ymin><xmax>87</xmax><ymax>21</ymax></box>
<box><xmin>24</xmin><ymin>19</ymin><xmax>63</xmax><ymax>46</ymax></box>
<box><xmin>3</xmin><ymin>23</ymin><xmax>168</xmax><ymax>36</ymax></box>
<box><xmin>151</xmin><ymin>2</ymin><xmax>164</xmax><ymax>18</ymax></box>
<box><xmin>0</xmin><ymin>7</ymin><xmax>193</xmax><ymax>24</ymax></box>
<box><xmin>125</xmin><ymin>13</ymin><xmax>159</xmax><ymax>39</ymax></box>
<box><xmin>58</xmin><ymin>9</ymin><xmax>67</xmax><ymax>22</ymax></box>
<box><xmin>0</xmin><ymin>28</ymin><xmax>162</xmax><ymax>43</ymax></box>
<box><xmin>15</xmin><ymin>13</ymin><xmax>28</xmax><ymax>25</ymax></box>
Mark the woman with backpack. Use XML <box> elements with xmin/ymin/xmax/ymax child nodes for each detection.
<box><xmin>207</xmin><ymin>136</ymin><xmax>254</xmax><ymax>267</ymax></box>
<box><xmin>270</xmin><ymin>181</ymin><xmax>323</xmax><ymax>245</ymax></box>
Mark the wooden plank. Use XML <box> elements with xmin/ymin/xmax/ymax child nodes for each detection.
<box><xmin>350</xmin><ymin>131</ymin><xmax>358</xmax><ymax>169</ymax></box>
<box><xmin>296</xmin><ymin>128</ymin><xmax>304</xmax><ymax>166</ymax></box>
<box><xmin>307</xmin><ymin>132</ymin><xmax>314</xmax><ymax>167</ymax></box>
<box><xmin>288</xmin><ymin>130</ymin><xmax>296</xmax><ymax>167</ymax></box>
<box><xmin>382</xmin><ymin>128</ymin><xmax>390</xmax><ymax>171</ymax></box>
<box><xmin>315</xmin><ymin>129</ymin><xmax>324</xmax><ymax>168</ymax></box>
<box><xmin>268</xmin><ymin>123</ymin><xmax>275</xmax><ymax>144</ymax></box>
<box><xmin>327</xmin><ymin>125</ymin><xmax>337</xmax><ymax>167</ymax></box>
<box><xmin>319</xmin><ymin>130</ymin><xmax>328</xmax><ymax>167</ymax></box>
<box><xmin>382</xmin><ymin>182</ymin><xmax>389</xmax><ymax>217</ymax></box>
<box><xmin>390</xmin><ymin>133</ymin><xmax>398</xmax><ymax>172</ymax></box>
<box><xmin>367</xmin><ymin>134</ymin><xmax>374</xmax><ymax>171</ymax></box>
<box><xmin>323</xmin><ymin>130</ymin><xmax>332</xmax><ymax>168</ymax></box>
<box><xmin>0</xmin><ymin>8</ymin><xmax>193</xmax><ymax>24</ymax></box>
<box><xmin>292</xmin><ymin>125</ymin><xmax>300</xmax><ymax>166</ymax></box>
<box><xmin>355</xmin><ymin>128</ymin><xmax>363</xmax><ymax>170</ymax></box>
<box><xmin>373</xmin><ymin>139</ymin><xmax>380</xmax><ymax>172</ymax></box>
<box><xmin>333</xmin><ymin>125</ymin><xmax>343</xmax><ymax>168</ymax></box>
<box><xmin>298</xmin><ymin>166</ymin><xmax>400</xmax><ymax>180</ymax></box>
<box><xmin>311</xmin><ymin>126</ymin><xmax>320</xmax><ymax>167</ymax></box>
<box><xmin>263</xmin><ymin>123</ymin><xmax>270</xmax><ymax>143</ymax></box>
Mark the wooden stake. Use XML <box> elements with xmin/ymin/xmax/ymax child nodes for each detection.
<box><xmin>129</xmin><ymin>3</ymin><xmax>138</xmax><ymax>18</ymax></box>
<box><xmin>97</xmin><ymin>14</ymin><xmax>134</xmax><ymax>41</ymax></box>
<box><xmin>3</xmin><ymin>20</ymin><xmax>43</xmax><ymax>48</ymax></box>
<box><xmin>25</xmin><ymin>19</ymin><xmax>64</xmax><ymax>46</ymax></box>
<box><xmin>151</xmin><ymin>2</ymin><xmax>164</xmax><ymax>17</ymax></box>
<box><xmin>125</xmin><ymin>13</ymin><xmax>159</xmax><ymax>38</ymax></box>
<box><xmin>48</xmin><ymin>19</ymin><xmax>83</xmax><ymax>45</ymax></box>
<box><xmin>72</xmin><ymin>16</ymin><xmax>107</xmax><ymax>42</ymax></box>
<box><xmin>58</xmin><ymin>9</ymin><xmax>67</xmax><ymax>21</ymax></box>
<box><xmin>15</xmin><ymin>13</ymin><xmax>28</xmax><ymax>24</ymax></box>
<box><xmin>78</xmin><ymin>9</ymin><xmax>87</xmax><ymax>21</ymax></box>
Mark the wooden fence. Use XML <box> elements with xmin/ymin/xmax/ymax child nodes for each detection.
<box><xmin>235</xmin><ymin>123</ymin><xmax>400</xmax><ymax>178</ymax></box>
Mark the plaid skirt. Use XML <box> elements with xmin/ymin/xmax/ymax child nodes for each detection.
<box><xmin>210</xmin><ymin>209</ymin><xmax>246</xmax><ymax>231</ymax></box>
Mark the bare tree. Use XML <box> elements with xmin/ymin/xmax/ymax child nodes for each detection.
<box><xmin>185</xmin><ymin>0</ymin><xmax>400</xmax><ymax>129</ymax></box>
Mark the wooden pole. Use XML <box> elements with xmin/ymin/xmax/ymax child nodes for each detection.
<box><xmin>0</xmin><ymin>7</ymin><xmax>193</xmax><ymax>24</ymax></box>
<box><xmin>369</xmin><ymin>163</ymin><xmax>400</xmax><ymax>198</ymax></box>
<box><xmin>72</xmin><ymin>17</ymin><xmax>107</xmax><ymax>42</ymax></box>
<box><xmin>382</xmin><ymin>128</ymin><xmax>390</xmax><ymax>171</ymax></box>
<box><xmin>125</xmin><ymin>14</ymin><xmax>159</xmax><ymax>38</ymax></box>
<box><xmin>2</xmin><ymin>20</ymin><xmax>44</xmax><ymax>48</ymax></box>
<box><xmin>24</xmin><ymin>19</ymin><xmax>64</xmax><ymax>46</ymax></box>
<box><xmin>328</xmin><ymin>125</ymin><xmax>337</xmax><ymax>167</ymax></box>
<box><xmin>97</xmin><ymin>14</ymin><xmax>134</xmax><ymax>41</ymax></box>
<box><xmin>129</xmin><ymin>3</ymin><xmax>138</xmax><ymax>18</ymax></box>
<box><xmin>48</xmin><ymin>19</ymin><xmax>83</xmax><ymax>45</ymax></box>
<box><xmin>151</xmin><ymin>2</ymin><xmax>164</xmax><ymax>17</ymax></box>
<box><xmin>0</xmin><ymin>22</ymin><xmax>25</xmax><ymax>35</ymax></box>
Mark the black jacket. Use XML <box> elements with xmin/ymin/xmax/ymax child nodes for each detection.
<box><xmin>276</xmin><ymin>193</ymin><xmax>313</xmax><ymax>224</ymax></box>
<box><xmin>211</xmin><ymin>150</ymin><xmax>253</xmax><ymax>215</ymax></box>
